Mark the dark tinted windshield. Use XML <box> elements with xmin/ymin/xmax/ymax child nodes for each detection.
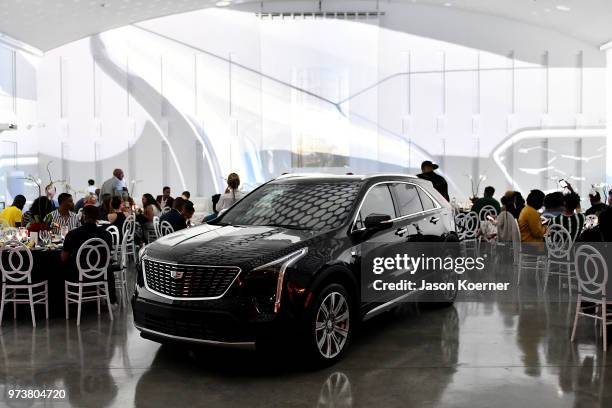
<box><xmin>219</xmin><ymin>181</ymin><xmax>362</xmax><ymax>231</ymax></box>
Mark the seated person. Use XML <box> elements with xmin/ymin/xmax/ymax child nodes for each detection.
<box><xmin>160</xmin><ymin>197</ymin><xmax>187</xmax><ymax>232</ymax></box>
<box><xmin>518</xmin><ymin>190</ymin><xmax>547</xmax><ymax>252</ymax></box>
<box><xmin>495</xmin><ymin>195</ymin><xmax>515</xmax><ymax>242</ymax></box>
<box><xmin>585</xmin><ymin>191</ymin><xmax>607</xmax><ymax>217</ymax></box>
<box><xmin>61</xmin><ymin>205</ymin><xmax>116</xmax><ymax>303</ymax></box>
<box><xmin>541</xmin><ymin>191</ymin><xmax>564</xmax><ymax>219</ymax></box>
<box><xmin>471</xmin><ymin>186</ymin><xmax>501</xmax><ymax>215</ymax></box>
<box><xmin>107</xmin><ymin>196</ymin><xmax>126</xmax><ymax>240</ymax></box>
<box><xmin>45</xmin><ymin>193</ymin><xmax>81</xmax><ymax>231</ymax></box>
<box><xmin>551</xmin><ymin>192</ymin><xmax>585</xmax><ymax>243</ymax></box>
<box><xmin>217</xmin><ymin>173</ymin><xmax>245</xmax><ymax>213</ymax></box>
<box><xmin>0</xmin><ymin>195</ymin><xmax>27</xmax><ymax>227</ymax></box>
<box><xmin>183</xmin><ymin>200</ymin><xmax>195</xmax><ymax>227</ymax></box>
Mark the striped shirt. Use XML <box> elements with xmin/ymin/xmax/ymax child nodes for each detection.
<box><xmin>551</xmin><ymin>213</ymin><xmax>585</xmax><ymax>243</ymax></box>
<box><xmin>45</xmin><ymin>209</ymin><xmax>81</xmax><ymax>231</ymax></box>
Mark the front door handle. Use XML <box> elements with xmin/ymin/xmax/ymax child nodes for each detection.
<box><xmin>395</xmin><ymin>227</ymin><xmax>407</xmax><ymax>237</ymax></box>
<box><xmin>430</xmin><ymin>216</ymin><xmax>440</xmax><ymax>224</ymax></box>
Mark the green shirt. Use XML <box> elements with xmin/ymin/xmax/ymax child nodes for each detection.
<box><xmin>471</xmin><ymin>196</ymin><xmax>501</xmax><ymax>216</ymax></box>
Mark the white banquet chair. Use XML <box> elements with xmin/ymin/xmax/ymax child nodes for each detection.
<box><xmin>159</xmin><ymin>220</ymin><xmax>174</xmax><ymax>237</ymax></box>
<box><xmin>114</xmin><ymin>235</ymin><xmax>130</xmax><ymax>307</ymax></box>
<box><xmin>152</xmin><ymin>216</ymin><xmax>161</xmax><ymax>239</ymax></box>
<box><xmin>122</xmin><ymin>214</ymin><xmax>136</xmax><ymax>261</ymax></box>
<box><xmin>0</xmin><ymin>240</ymin><xmax>48</xmax><ymax>328</ymax></box>
<box><xmin>543</xmin><ymin>224</ymin><xmax>575</xmax><ymax>294</ymax></box>
<box><xmin>570</xmin><ymin>244</ymin><xmax>611</xmax><ymax>351</ymax></box>
<box><xmin>513</xmin><ymin>218</ymin><xmax>544</xmax><ymax>285</ymax></box>
<box><xmin>161</xmin><ymin>206</ymin><xmax>172</xmax><ymax>215</ymax></box>
<box><xmin>106</xmin><ymin>225</ymin><xmax>120</xmax><ymax>262</ymax></box>
<box><xmin>478</xmin><ymin>205</ymin><xmax>498</xmax><ymax>222</ymax></box>
<box><xmin>65</xmin><ymin>237</ymin><xmax>113</xmax><ymax>326</ymax></box>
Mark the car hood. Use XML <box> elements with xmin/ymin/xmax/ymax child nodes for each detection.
<box><xmin>144</xmin><ymin>224</ymin><xmax>317</xmax><ymax>270</ymax></box>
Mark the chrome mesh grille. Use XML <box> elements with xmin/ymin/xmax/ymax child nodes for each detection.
<box><xmin>143</xmin><ymin>258</ymin><xmax>240</xmax><ymax>299</ymax></box>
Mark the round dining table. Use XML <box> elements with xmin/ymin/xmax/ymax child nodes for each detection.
<box><xmin>0</xmin><ymin>243</ymin><xmax>117</xmax><ymax>320</ymax></box>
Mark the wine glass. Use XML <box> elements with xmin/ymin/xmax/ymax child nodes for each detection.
<box><xmin>5</xmin><ymin>228</ymin><xmax>15</xmax><ymax>242</ymax></box>
<box><xmin>39</xmin><ymin>230</ymin><xmax>50</xmax><ymax>247</ymax></box>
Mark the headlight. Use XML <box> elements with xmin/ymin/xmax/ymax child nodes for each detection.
<box><xmin>138</xmin><ymin>244</ymin><xmax>148</xmax><ymax>263</ymax></box>
<box><xmin>252</xmin><ymin>248</ymin><xmax>308</xmax><ymax>313</ymax></box>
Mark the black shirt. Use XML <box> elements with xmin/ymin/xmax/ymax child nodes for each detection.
<box><xmin>63</xmin><ymin>223</ymin><xmax>113</xmax><ymax>278</ymax></box>
<box><xmin>160</xmin><ymin>209</ymin><xmax>187</xmax><ymax>232</ymax></box>
<box><xmin>585</xmin><ymin>203</ymin><xmax>608</xmax><ymax>217</ymax></box>
<box><xmin>417</xmin><ymin>171</ymin><xmax>449</xmax><ymax>201</ymax></box>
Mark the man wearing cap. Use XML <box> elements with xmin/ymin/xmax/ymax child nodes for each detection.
<box><xmin>417</xmin><ymin>160</ymin><xmax>449</xmax><ymax>202</ymax></box>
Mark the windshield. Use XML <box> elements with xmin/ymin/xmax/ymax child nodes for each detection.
<box><xmin>219</xmin><ymin>181</ymin><xmax>362</xmax><ymax>231</ymax></box>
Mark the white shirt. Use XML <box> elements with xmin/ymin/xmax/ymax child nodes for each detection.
<box><xmin>217</xmin><ymin>190</ymin><xmax>245</xmax><ymax>213</ymax></box>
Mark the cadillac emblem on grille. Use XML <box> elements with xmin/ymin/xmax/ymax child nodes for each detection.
<box><xmin>143</xmin><ymin>258</ymin><xmax>241</xmax><ymax>299</ymax></box>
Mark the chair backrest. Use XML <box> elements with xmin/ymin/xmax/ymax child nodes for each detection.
<box><xmin>545</xmin><ymin>224</ymin><xmax>573</xmax><ymax>260</ymax></box>
<box><xmin>161</xmin><ymin>206</ymin><xmax>172</xmax><ymax>215</ymax></box>
<box><xmin>0</xmin><ymin>240</ymin><xmax>33</xmax><ymax>284</ymax></box>
<box><xmin>511</xmin><ymin>217</ymin><xmax>522</xmax><ymax>253</ymax></box>
<box><xmin>454</xmin><ymin>213</ymin><xmax>467</xmax><ymax>240</ymax></box>
<box><xmin>106</xmin><ymin>225</ymin><xmax>120</xmax><ymax>254</ymax></box>
<box><xmin>122</xmin><ymin>214</ymin><xmax>136</xmax><ymax>240</ymax></box>
<box><xmin>159</xmin><ymin>220</ymin><xmax>174</xmax><ymax>237</ymax></box>
<box><xmin>463</xmin><ymin>211</ymin><xmax>479</xmax><ymax>239</ymax></box>
<box><xmin>478</xmin><ymin>205</ymin><xmax>497</xmax><ymax>221</ymax></box>
<box><xmin>76</xmin><ymin>237</ymin><xmax>111</xmax><ymax>281</ymax></box>
<box><xmin>119</xmin><ymin>233</ymin><xmax>129</xmax><ymax>269</ymax></box>
<box><xmin>574</xmin><ymin>244</ymin><xmax>608</xmax><ymax>297</ymax></box>
<box><xmin>153</xmin><ymin>216</ymin><xmax>161</xmax><ymax>239</ymax></box>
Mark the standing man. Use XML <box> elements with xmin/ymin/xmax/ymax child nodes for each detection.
<box><xmin>0</xmin><ymin>195</ymin><xmax>27</xmax><ymax>227</ymax></box>
<box><xmin>101</xmin><ymin>169</ymin><xmax>126</xmax><ymax>198</ymax></box>
<box><xmin>417</xmin><ymin>160</ymin><xmax>449</xmax><ymax>202</ymax></box>
<box><xmin>87</xmin><ymin>179</ymin><xmax>97</xmax><ymax>195</ymax></box>
<box><xmin>156</xmin><ymin>186</ymin><xmax>174</xmax><ymax>209</ymax></box>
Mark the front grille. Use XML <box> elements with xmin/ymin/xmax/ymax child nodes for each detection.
<box><xmin>143</xmin><ymin>258</ymin><xmax>240</xmax><ymax>299</ymax></box>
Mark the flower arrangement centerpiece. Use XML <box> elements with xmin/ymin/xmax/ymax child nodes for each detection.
<box><xmin>467</xmin><ymin>174</ymin><xmax>487</xmax><ymax>204</ymax></box>
<box><xmin>21</xmin><ymin>175</ymin><xmax>50</xmax><ymax>232</ymax></box>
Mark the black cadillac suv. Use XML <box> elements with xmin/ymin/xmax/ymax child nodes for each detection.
<box><xmin>132</xmin><ymin>174</ymin><xmax>458</xmax><ymax>363</ymax></box>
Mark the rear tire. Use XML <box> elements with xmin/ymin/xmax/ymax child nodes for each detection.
<box><xmin>301</xmin><ymin>283</ymin><xmax>353</xmax><ymax>366</ymax></box>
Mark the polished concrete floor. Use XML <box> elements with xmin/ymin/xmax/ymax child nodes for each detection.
<box><xmin>0</xmin><ymin>263</ymin><xmax>611</xmax><ymax>408</ymax></box>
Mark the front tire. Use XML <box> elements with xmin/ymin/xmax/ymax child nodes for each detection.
<box><xmin>303</xmin><ymin>283</ymin><xmax>353</xmax><ymax>365</ymax></box>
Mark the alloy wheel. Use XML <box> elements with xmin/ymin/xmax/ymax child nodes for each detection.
<box><xmin>315</xmin><ymin>291</ymin><xmax>350</xmax><ymax>359</ymax></box>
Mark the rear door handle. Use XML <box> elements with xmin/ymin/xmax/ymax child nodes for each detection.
<box><xmin>395</xmin><ymin>227</ymin><xmax>408</xmax><ymax>237</ymax></box>
<box><xmin>429</xmin><ymin>216</ymin><xmax>440</xmax><ymax>224</ymax></box>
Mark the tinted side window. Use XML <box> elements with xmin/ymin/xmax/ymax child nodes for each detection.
<box><xmin>392</xmin><ymin>183</ymin><xmax>424</xmax><ymax>216</ymax></box>
<box><xmin>355</xmin><ymin>184</ymin><xmax>396</xmax><ymax>229</ymax></box>
<box><xmin>417</xmin><ymin>187</ymin><xmax>437</xmax><ymax>211</ymax></box>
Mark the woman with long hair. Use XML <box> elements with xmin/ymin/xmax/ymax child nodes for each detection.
<box><xmin>23</xmin><ymin>196</ymin><xmax>54</xmax><ymax>230</ymax></box>
<box><xmin>138</xmin><ymin>193</ymin><xmax>161</xmax><ymax>243</ymax></box>
<box><xmin>216</xmin><ymin>173</ymin><xmax>245</xmax><ymax>213</ymax></box>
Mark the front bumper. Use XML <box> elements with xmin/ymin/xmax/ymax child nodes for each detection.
<box><xmin>132</xmin><ymin>287</ymin><xmax>289</xmax><ymax>347</ymax></box>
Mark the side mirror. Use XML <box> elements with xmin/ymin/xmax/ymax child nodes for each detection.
<box><xmin>364</xmin><ymin>213</ymin><xmax>392</xmax><ymax>230</ymax></box>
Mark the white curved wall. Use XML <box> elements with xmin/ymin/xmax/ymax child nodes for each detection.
<box><xmin>5</xmin><ymin>1</ymin><xmax>608</xmax><ymax>203</ymax></box>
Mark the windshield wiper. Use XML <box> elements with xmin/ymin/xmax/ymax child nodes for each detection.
<box><xmin>262</xmin><ymin>223</ymin><xmax>311</xmax><ymax>230</ymax></box>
